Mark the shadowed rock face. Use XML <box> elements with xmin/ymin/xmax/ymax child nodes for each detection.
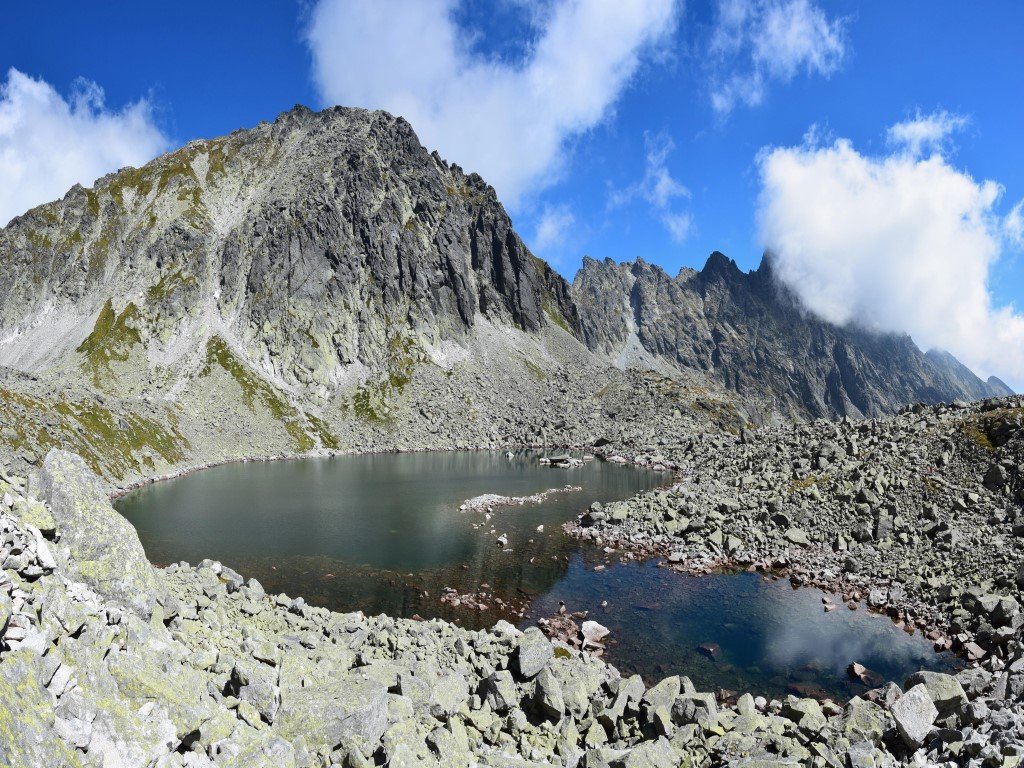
<box><xmin>573</xmin><ymin>253</ymin><xmax>1012</xmax><ymax>420</ymax></box>
<box><xmin>0</xmin><ymin>105</ymin><xmax>579</xmax><ymax>393</ymax></box>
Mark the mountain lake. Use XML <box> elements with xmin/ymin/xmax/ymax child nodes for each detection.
<box><xmin>115</xmin><ymin>449</ymin><xmax>959</xmax><ymax>700</ymax></box>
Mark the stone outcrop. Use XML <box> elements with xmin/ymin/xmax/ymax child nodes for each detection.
<box><xmin>38</xmin><ymin>450</ymin><xmax>164</xmax><ymax>617</ymax></box>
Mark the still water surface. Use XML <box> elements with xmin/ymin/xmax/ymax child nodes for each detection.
<box><xmin>116</xmin><ymin>450</ymin><xmax>958</xmax><ymax>699</ymax></box>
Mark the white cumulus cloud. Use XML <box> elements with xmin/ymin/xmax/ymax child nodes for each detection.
<box><xmin>305</xmin><ymin>0</ymin><xmax>678</xmax><ymax>209</ymax></box>
<box><xmin>0</xmin><ymin>68</ymin><xmax>170</xmax><ymax>227</ymax></box>
<box><xmin>756</xmin><ymin>123</ymin><xmax>1024</xmax><ymax>387</ymax></box>
<box><xmin>1004</xmin><ymin>199</ymin><xmax>1024</xmax><ymax>248</ymax></box>
<box><xmin>609</xmin><ymin>131</ymin><xmax>692</xmax><ymax>242</ymax></box>
<box><xmin>709</xmin><ymin>0</ymin><xmax>846</xmax><ymax>114</ymax></box>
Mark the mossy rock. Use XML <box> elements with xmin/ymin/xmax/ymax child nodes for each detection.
<box><xmin>10</xmin><ymin>497</ymin><xmax>56</xmax><ymax>537</ymax></box>
<box><xmin>0</xmin><ymin>650</ymin><xmax>84</xmax><ymax>767</ymax></box>
<box><xmin>38</xmin><ymin>450</ymin><xmax>165</xmax><ymax>617</ymax></box>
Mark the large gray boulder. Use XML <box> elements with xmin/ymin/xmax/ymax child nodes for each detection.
<box><xmin>38</xmin><ymin>450</ymin><xmax>163</xmax><ymax>618</ymax></box>
<box><xmin>903</xmin><ymin>671</ymin><xmax>968</xmax><ymax>718</ymax></box>
<box><xmin>890</xmin><ymin>684</ymin><xmax>938</xmax><ymax>748</ymax></box>
<box><xmin>276</xmin><ymin>675</ymin><xmax>389</xmax><ymax>755</ymax></box>
<box><xmin>514</xmin><ymin>626</ymin><xmax>554</xmax><ymax>679</ymax></box>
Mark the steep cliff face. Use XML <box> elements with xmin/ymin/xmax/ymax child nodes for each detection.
<box><xmin>573</xmin><ymin>253</ymin><xmax>1011</xmax><ymax>420</ymax></box>
<box><xmin>0</xmin><ymin>105</ymin><xmax>579</xmax><ymax>399</ymax></box>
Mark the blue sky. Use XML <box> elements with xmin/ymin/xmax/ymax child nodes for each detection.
<box><xmin>2</xmin><ymin>1</ymin><xmax>1023</xmax><ymax>383</ymax></box>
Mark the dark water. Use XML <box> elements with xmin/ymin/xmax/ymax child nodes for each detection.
<box><xmin>526</xmin><ymin>557</ymin><xmax>961</xmax><ymax>700</ymax></box>
<box><xmin>116</xmin><ymin>450</ymin><xmax>958</xmax><ymax>699</ymax></box>
<box><xmin>116</xmin><ymin>450</ymin><xmax>662</xmax><ymax>624</ymax></box>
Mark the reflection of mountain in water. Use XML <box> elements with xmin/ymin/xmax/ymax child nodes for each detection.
<box><xmin>116</xmin><ymin>450</ymin><xmax>664</xmax><ymax>629</ymax></box>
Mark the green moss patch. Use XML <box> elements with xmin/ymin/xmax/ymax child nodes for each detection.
<box><xmin>542</xmin><ymin>301</ymin><xmax>571</xmax><ymax>333</ymax></box>
<box><xmin>961</xmin><ymin>407</ymin><xmax>1024</xmax><ymax>453</ymax></box>
<box><xmin>76</xmin><ymin>300</ymin><xmax>144</xmax><ymax>387</ymax></box>
<box><xmin>107</xmin><ymin>166</ymin><xmax>154</xmax><ymax>209</ymax></box>
<box><xmin>200</xmin><ymin>336</ymin><xmax>323</xmax><ymax>451</ymax></box>
<box><xmin>53</xmin><ymin>400</ymin><xmax>189</xmax><ymax>478</ymax></box>
<box><xmin>0</xmin><ymin>387</ymin><xmax>189</xmax><ymax>480</ymax></box>
<box><xmin>522</xmin><ymin>358</ymin><xmax>547</xmax><ymax>382</ymax></box>
<box><xmin>788</xmin><ymin>474</ymin><xmax>830</xmax><ymax>494</ymax></box>
<box><xmin>351</xmin><ymin>334</ymin><xmax>425</xmax><ymax>423</ymax></box>
<box><xmin>146</xmin><ymin>270</ymin><xmax>198</xmax><ymax>303</ymax></box>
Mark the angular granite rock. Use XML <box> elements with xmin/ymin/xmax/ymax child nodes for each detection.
<box><xmin>38</xmin><ymin>450</ymin><xmax>163</xmax><ymax>618</ymax></box>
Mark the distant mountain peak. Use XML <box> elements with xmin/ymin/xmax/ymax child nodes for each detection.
<box><xmin>574</xmin><ymin>250</ymin><xmax>1008</xmax><ymax>419</ymax></box>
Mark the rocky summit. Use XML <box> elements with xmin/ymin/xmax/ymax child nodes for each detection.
<box><xmin>1</xmin><ymin>104</ymin><xmax>1023</xmax><ymax>767</ymax></box>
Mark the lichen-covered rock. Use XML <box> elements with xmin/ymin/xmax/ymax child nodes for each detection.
<box><xmin>513</xmin><ymin>626</ymin><xmax>553</xmax><ymax>679</ymax></box>
<box><xmin>0</xmin><ymin>650</ymin><xmax>84</xmax><ymax>767</ymax></box>
<box><xmin>533</xmin><ymin>666</ymin><xmax>565</xmax><ymax>721</ymax></box>
<box><xmin>10</xmin><ymin>497</ymin><xmax>55</xmax><ymax>537</ymax></box>
<box><xmin>836</xmin><ymin>696</ymin><xmax>890</xmax><ymax>744</ymax></box>
<box><xmin>276</xmin><ymin>675</ymin><xmax>389</xmax><ymax>754</ymax></box>
<box><xmin>38</xmin><ymin>450</ymin><xmax>163</xmax><ymax>617</ymax></box>
<box><xmin>903</xmin><ymin>671</ymin><xmax>967</xmax><ymax>719</ymax></box>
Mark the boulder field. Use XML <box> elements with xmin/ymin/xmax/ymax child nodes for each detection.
<box><xmin>0</xmin><ymin>396</ymin><xmax>1023</xmax><ymax>766</ymax></box>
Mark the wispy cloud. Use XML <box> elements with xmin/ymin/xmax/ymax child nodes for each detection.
<box><xmin>0</xmin><ymin>68</ymin><xmax>169</xmax><ymax>226</ymax></box>
<box><xmin>708</xmin><ymin>0</ymin><xmax>847</xmax><ymax>115</ymax></box>
<box><xmin>887</xmin><ymin>110</ymin><xmax>969</xmax><ymax>157</ymax></box>
<box><xmin>757</xmin><ymin>119</ymin><xmax>1024</xmax><ymax>386</ymax></box>
<box><xmin>305</xmin><ymin>0</ymin><xmax>678</xmax><ymax>209</ymax></box>
<box><xmin>609</xmin><ymin>131</ymin><xmax>692</xmax><ymax>242</ymax></box>
<box><xmin>532</xmin><ymin>204</ymin><xmax>576</xmax><ymax>254</ymax></box>
<box><xmin>1006</xmin><ymin>200</ymin><xmax>1024</xmax><ymax>249</ymax></box>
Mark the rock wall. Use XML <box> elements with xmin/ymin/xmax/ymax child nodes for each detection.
<box><xmin>573</xmin><ymin>253</ymin><xmax>1013</xmax><ymax>421</ymax></box>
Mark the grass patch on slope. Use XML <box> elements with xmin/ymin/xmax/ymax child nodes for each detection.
<box><xmin>0</xmin><ymin>387</ymin><xmax>189</xmax><ymax>480</ymax></box>
<box><xmin>200</xmin><ymin>336</ymin><xmax>335</xmax><ymax>451</ymax></box>
<box><xmin>76</xmin><ymin>300</ymin><xmax>143</xmax><ymax>388</ymax></box>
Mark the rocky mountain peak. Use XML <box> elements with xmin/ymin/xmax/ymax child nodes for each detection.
<box><xmin>700</xmin><ymin>250</ymin><xmax>741</xmax><ymax>278</ymax></box>
<box><xmin>0</xmin><ymin>105</ymin><xmax>580</xmax><ymax>400</ymax></box>
<box><xmin>573</xmin><ymin>251</ymin><xmax>1010</xmax><ymax>420</ymax></box>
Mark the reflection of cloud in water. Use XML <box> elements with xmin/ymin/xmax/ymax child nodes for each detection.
<box><xmin>763</xmin><ymin>602</ymin><xmax>933</xmax><ymax>679</ymax></box>
<box><xmin>526</xmin><ymin>560</ymin><xmax>958</xmax><ymax>699</ymax></box>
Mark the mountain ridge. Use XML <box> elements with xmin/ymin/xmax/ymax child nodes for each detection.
<box><xmin>572</xmin><ymin>251</ymin><xmax>1011</xmax><ymax>420</ymax></box>
<box><xmin>0</xmin><ymin>103</ymin><xmax>1012</xmax><ymax>481</ymax></box>
<box><xmin>0</xmin><ymin>105</ymin><xmax>580</xmax><ymax>394</ymax></box>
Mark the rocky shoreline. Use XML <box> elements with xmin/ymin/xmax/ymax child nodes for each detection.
<box><xmin>571</xmin><ymin>399</ymin><xmax>1024</xmax><ymax>659</ymax></box>
<box><xmin>0</xmin><ymin>396</ymin><xmax>1021</xmax><ymax>765</ymax></box>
